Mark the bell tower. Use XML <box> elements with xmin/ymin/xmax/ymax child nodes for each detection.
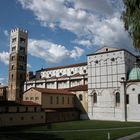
<box><xmin>8</xmin><ymin>28</ymin><xmax>28</xmax><ymax>101</ymax></box>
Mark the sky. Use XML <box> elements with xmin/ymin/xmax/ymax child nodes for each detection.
<box><xmin>0</xmin><ymin>0</ymin><xmax>138</xmax><ymax>85</ymax></box>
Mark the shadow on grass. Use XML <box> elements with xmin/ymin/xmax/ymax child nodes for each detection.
<box><xmin>0</xmin><ymin>133</ymin><xmax>64</xmax><ymax>140</ymax></box>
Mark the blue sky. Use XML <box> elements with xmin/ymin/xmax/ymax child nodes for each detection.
<box><xmin>0</xmin><ymin>0</ymin><xmax>137</xmax><ymax>85</ymax></box>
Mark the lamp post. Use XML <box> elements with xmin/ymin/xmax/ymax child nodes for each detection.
<box><xmin>121</xmin><ymin>77</ymin><xmax>127</xmax><ymax>122</ymax></box>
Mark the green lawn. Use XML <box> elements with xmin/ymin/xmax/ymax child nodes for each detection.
<box><xmin>1</xmin><ymin>120</ymin><xmax>140</xmax><ymax>140</ymax></box>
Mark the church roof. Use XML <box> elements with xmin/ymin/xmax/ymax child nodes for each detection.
<box><xmin>128</xmin><ymin>63</ymin><xmax>140</xmax><ymax>80</ymax></box>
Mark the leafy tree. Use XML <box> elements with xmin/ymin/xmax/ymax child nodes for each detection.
<box><xmin>122</xmin><ymin>0</ymin><xmax>140</xmax><ymax>50</ymax></box>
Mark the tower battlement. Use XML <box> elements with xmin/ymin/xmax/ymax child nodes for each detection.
<box><xmin>11</xmin><ymin>28</ymin><xmax>28</xmax><ymax>34</ymax></box>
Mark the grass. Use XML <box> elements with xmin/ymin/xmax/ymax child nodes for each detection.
<box><xmin>1</xmin><ymin>120</ymin><xmax>140</xmax><ymax>140</ymax></box>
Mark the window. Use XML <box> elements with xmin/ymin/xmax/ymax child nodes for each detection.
<box><xmin>126</xmin><ymin>94</ymin><xmax>129</xmax><ymax>104</ymax></box>
<box><xmin>62</xmin><ymin>96</ymin><xmax>64</xmax><ymax>104</ymax></box>
<box><xmin>34</xmin><ymin>107</ymin><xmax>37</xmax><ymax>112</ymax></box>
<box><xmin>50</xmin><ymin>96</ymin><xmax>53</xmax><ymax>104</ymax></box>
<box><xmin>11</xmin><ymin>74</ymin><xmax>14</xmax><ymax>79</ymax></box>
<box><xmin>115</xmin><ymin>92</ymin><xmax>120</xmax><ymax>106</ymax></box>
<box><xmin>9</xmin><ymin>117</ymin><xmax>13</xmax><ymax>121</ymax></box>
<box><xmin>20</xmin><ymin>46</ymin><xmax>25</xmax><ymax>52</ymax></box>
<box><xmin>11</xmin><ymin>65</ymin><xmax>14</xmax><ymax>70</ymax></box>
<box><xmin>71</xmin><ymin>71</ymin><xmax>74</xmax><ymax>74</ymax></box>
<box><xmin>35</xmin><ymin>97</ymin><xmax>39</xmax><ymax>100</ymax></box>
<box><xmin>25</xmin><ymin>97</ymin><xmax>29</xmax><ymax>100</ymax></box>
<box><xmin>59</xmin><ymin>72</ymin><xmax>62</xmax><ymax>76</ymax></box>
<box><xmin>20</xmin><ymin>37</ymin><xmax>26</xmax><ymax>43</ymax></box>
<box><xmin>83</xmin><ymin>70</ymin><xmax>86</xmax><ymax>73</ymax></box>
<box><xmin>138</xmin><ymin>94</ymin><xmax>140</xmax><ymax>104</ymax></box>
<box><xmin>67</xmin><ymin>97</ymin><xmax>69</xmax><ymax>104</ymax></box>
<box><xmin>31</xmin><ymin>116</ymin><xmax>34</xmax><ymax>120</ymax></box>
<box><xmin>12</xmin><ymin>46</ymin><xmax>16</xmax><ymax>51</ymax></box>
<box><xmin>19</xmin><ymin>65</ymin><xmax>24</xmax><ymax>70</ymax></box>
<box><xmin>56</xmin><ymin>96</ymin><xmax>59</xmax><ymax>104</ymax></box>
<box><xmin>79</xmin><ymin>94</ymin><xmax>83</xmax><ymax>101</ymax></box>
<box><xmin>12</xmin><ymin>38</ymin><xmax>16</xmax><ymax>43</ymax></box>
<box><xmin>21</xmin><ymin>117</ymin><xmax>24</xmax><ymax>120</ymax></box>
<box><xmin>72</xmin><ymin>97</ymin><xmax>74</xmax><ymax>104</ymax></box>
<box><xmin>26</xmin><ymin>107</ymin><xmax>28</xmax><ymax>112</ymax></box>
<box><xmin>11</xmin><ymin>56</ymin><xmax>15</xmax><ymax>61</ymax></box>
<box><xmin>93</xmin><ymin>93</ymin><xmax>97</xmax><ymax>103</ymax></box>
<box><xmin>41</xmin><ymin>116</ymin><xmax>44</xmax><ymax>119</ymax></box>
<box><xmin>30</xmin><ymin>97</ymin><xmax>33</xmax><ymax>100</ymax></box>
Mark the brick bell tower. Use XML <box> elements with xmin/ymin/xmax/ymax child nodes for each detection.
<box><xmin>8</xmin><ymin>28</ymin><xmax>28</xmax><ymax>101</ymax></box>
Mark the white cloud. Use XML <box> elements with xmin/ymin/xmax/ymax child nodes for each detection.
<box><xmin>17</xmin><ymin>0</ymin><xmax>133</xmax><ymax>50</ymax></box>
<box><xmin>0</xmin><ymin>51</ymin><xmax>9</xmax><ymax>65</ymax></box>
<box><xmin>0</xmin><ymin>77</ymin><xmax>7</xmax><ymax>86</ymax></box>
<box><xmin>3</xmin><ymin>30</ymin><xmax>9</xmax><ymax>37</ymax></box>
<box><xmin>28</xmin><ymin>39</ymin><xmax>84</xmax><ymax>63</ymax></box>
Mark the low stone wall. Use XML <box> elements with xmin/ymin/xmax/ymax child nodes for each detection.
<box><xmin>0</xmin><ymin>112</ymin><xmax>45</xmax><ymax>127</ymax></box>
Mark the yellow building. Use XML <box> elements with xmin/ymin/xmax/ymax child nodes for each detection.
<box><xmin>66</xmin><ymin>85</ymin><xmax>88</xmax><ymax>119</ymax></box>
<box><xmin>23</xmin><ymin>87</ymin><xmax>75</xmax><ymax>109</ymax></box>
<box><xmin>23</xmin><ymin>87</ymin><xmax>80</xmax><ymax>122</ymax></box>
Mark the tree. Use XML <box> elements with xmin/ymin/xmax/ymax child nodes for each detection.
<box><xmin>122</xmin><ymin>0</ymin><xmax>140</xmax><ymax>50</ymax></box>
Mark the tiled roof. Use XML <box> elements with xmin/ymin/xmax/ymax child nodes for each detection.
<box><xmin>37</xmin><ymin>62</ymin><xmax>87</xmax><ymax>72</ymax></box>
<box><xmin>66</xmin><ymin>85</ymin><xmax>88</xmax><ymax>91</ymax></box>
<box><xmin>32</xmin><ymin>87</ymin><xmax>74</xmax><ymax>95</ymax></box>
<box><xmin>18</xmin><ymin>101</ymin><xmax>41</xmax><ymax>106</ymax></box>
<box><xmin>0</xmin><ymin>101</ymin><xmax>41</xmax><ymax>106</ymax></box>
<box><xmin>45</xmin><ymin>108</ymin><xmax>79</xmax><ymax>112</ymax></box>
<box><xmin>0</xmin><ymin>86</ymin><xmax>8</xmax><ymax>89</ymax></box>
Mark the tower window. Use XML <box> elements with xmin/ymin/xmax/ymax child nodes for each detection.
<box><xmin>12</xmin><ymin>46</ymin><xmax>16</xmax><ymax>51</ymax></box>
<box><xmin>11</xmin><ymin>74</ymin><xmax>14</xmax><ymax>79</ymax></box>
<box><xmin>11</xmin><ymin>65</ymin><xmax>14</xmax><ymax>70</ymax></box>
<box><xmin>20</xmin><ymin>46</ymin><xmax>25</xmax><ymax>52</ymax></box>
<box><xmin>12</xmin><ymin>38</ymin><xmax>16</xmax><ymax>43</ymax></box>
<box><xmin>20</xmin><ymin>37</ymin><xmax>26</xmax><ymax>43</ymax></box>
<box><xmin>11</xmin><ymin>56</ymin><xmax>15</xmax><ymax>61</ymax></box>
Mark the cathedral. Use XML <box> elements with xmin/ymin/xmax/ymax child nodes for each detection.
<box><xmin>1</xmin><ymin>28</ymin><xmax>140</xmax><ymax>127</ymax></box>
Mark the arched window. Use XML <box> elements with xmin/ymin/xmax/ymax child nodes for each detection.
<box><xmin>138</xmin><ymin>94</ymin><xmax>140</xmax><ymax>104</ymax></box>
<box><xmin>115</xmin><ymin>92</ymin><xmax>120</xmax><ymax>106</ymax></box>
<box><xmin>93</xmin><ymin>93</ymin><xmax>97</xmax><ymax>103</ymax></box>
<box><xmin>79</xmin><ymin>94</ymin><xmax>83</xmax><ymax>101</ymax></box>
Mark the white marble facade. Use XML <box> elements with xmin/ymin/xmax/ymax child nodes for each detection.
<box><xmin>87</xmin><ymin>47</ymin><xmax>140</xmax><ymax>121</ymax></box>
<box><xmin>24</xmin><ymin>63</ymin><xmax>87</xmax><ymax>91</ymax></box>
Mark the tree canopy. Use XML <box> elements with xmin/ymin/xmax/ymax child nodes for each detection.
<box><xmin>122</xmin><ymin>0</ymin><xmax>140</xmax><ymax>50</ymax></box>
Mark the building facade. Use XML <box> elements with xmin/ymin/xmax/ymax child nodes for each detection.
<box><xmin>87</xmin><ymin>47</ymin><xmax>140</xmax><ymax>121</ymax></box>
<box><xmin>24</xmin><ymin>62</ymin><xmax>87</xmax><ymax>91</ymax></box>
<box><xmin>0</xmin><ymin>86</ymin><xmax>8</xmax><ymax>101</ymax></box>
<box><xmin>8</xmin><ymin>28</ymin><xmax>28</xmax><ymax>101</ymax></box>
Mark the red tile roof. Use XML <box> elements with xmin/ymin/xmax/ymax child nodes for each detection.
<box><xmin>32</xmin><ymin>87</ymin><xmax>74</xmax><ymax>95</ymax></box>
<box><xmin>0</xmin><ymin>101</ymin><xmax>41</xmax><ymax>106</ymax></box>
<box><xmin>65</xmin><ymin>85</ymin><xmax>88</xmax><ymax>91</ymax></box>
<box><xmin>17</xmin><ymin>101</ymin><xmax>41</xmax><ymax>106</ymax></box>
<box><xmin>37</xmin><ymin>62</ymin><xmax>87</xmax><ymax>72</ymax></box>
